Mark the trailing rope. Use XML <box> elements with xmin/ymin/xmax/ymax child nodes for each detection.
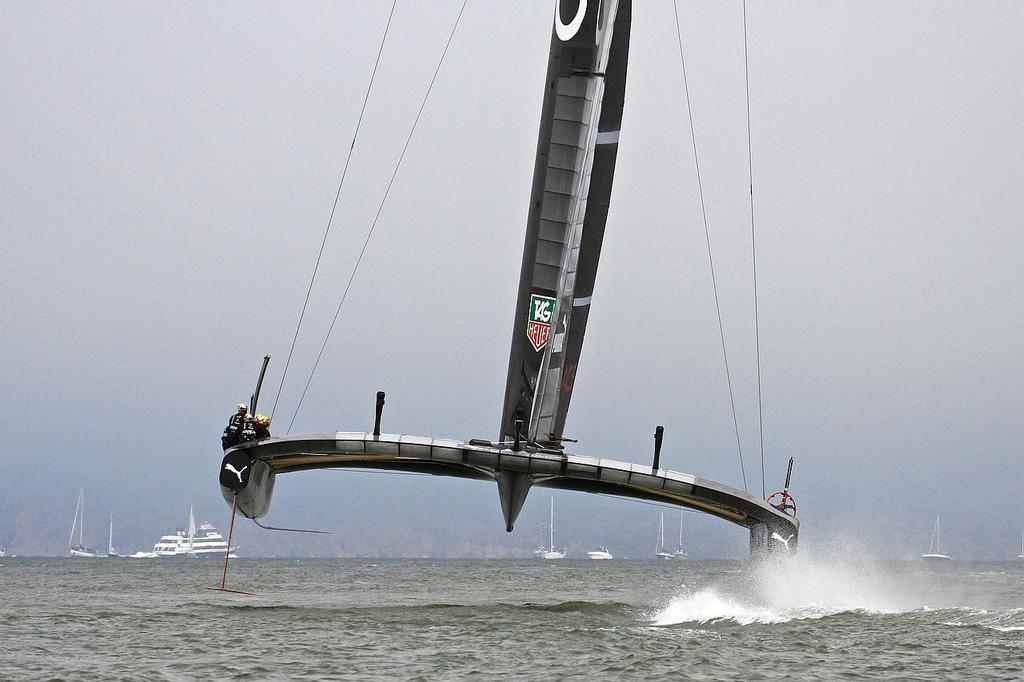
<box><xmin>672</xmin><ymin>0</ymin><xmax>747</xmax><ymax>492</ymax></box>
<box><xmin>270</xmin><ymin>0</ymin><xmax>399</xmax><ymax>422</ymax></box>
<box><xmin>743</xmin><ymin>0</ymin><xmax>767</xmax><ymax>499</ymax></box>
<box><xmin>287</xmin><ymin>0</ymin><xmax>470</xmax><ymax>433</ymax></box>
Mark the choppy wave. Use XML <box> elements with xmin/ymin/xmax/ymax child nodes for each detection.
<box><xmin>652</xmin><ymin>587</ymin><xmax>873</xmax><ymax>625</ymax></box>
<box><xmin>938</xmin><ymin>607</ymin><xmax>1024</xmax><ymax>632</ymax></box>
<box><xmin>650</xmin><ymin>549</ymin><xmax>1024</xmax><ymax>628</ymax></box>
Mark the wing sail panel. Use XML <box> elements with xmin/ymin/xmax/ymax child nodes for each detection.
<box><xmin>500</xmin><ymin>0</ymin><xmax>632</xmax><ymax>445</ymax></box>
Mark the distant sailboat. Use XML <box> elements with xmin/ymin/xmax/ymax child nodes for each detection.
<box><xmin>106</xmin><ymin>515</ymin><xmax>122</xmax><ymax>558</ymax></box>
<box><xmin>655</xmin><ymin>512</ymin><xmax>674</xmax><ymax>560</ymax></box>
<box><xmin>534</xmin><ymin>498</ymin><xmax>566</xmax><ymax>559</ymax></box>
<box><xmin>1017</xmin><ymin>529</ymin><xmax>1023</xmax><ymax>560</ymax></box>
<box><xmin>68</xmin><ymin>488</ymin><xmax>100</xmax><ymax>558</ymax></box>
<box><xmin>674</xmin><ymin>510</ymin><xmax>687</xmax><ymax>558</ymax></box>
<box><xmin>921</xmin><ymin>515</ymin><xmax>952</xmax><ymax>561</ymax></box>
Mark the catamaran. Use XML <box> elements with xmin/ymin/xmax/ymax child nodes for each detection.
<box><xmin>921</xmin><ymin>515</ymin><xmax>952</xmax><ymax>561</ymax></box>
<box><xmin>534</xmin><ymin>498</ymin><xmax>566</xmax><ymax>559</ymax></box>
<box><xmin>218</xmin><ymin>0</ymin><xmax>799</xmax><ymax>560</ymax></box>
<box><xmin>68</xmin><ymin>488</ymin><xmax>100</xmax><ymax>558</ymax></box>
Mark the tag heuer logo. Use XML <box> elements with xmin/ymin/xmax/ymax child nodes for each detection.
<box><xmin>527</xmin><ymin>294</ymin><xmax>556</xmax><ymax>352</ymax></box>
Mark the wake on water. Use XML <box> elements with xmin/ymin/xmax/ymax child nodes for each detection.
<box><xmin>650</xmin><ymin>546</ymin><xmax>1024</xmax><ymax>631</ymax></box>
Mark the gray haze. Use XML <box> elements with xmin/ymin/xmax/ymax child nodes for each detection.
<box><xmin>2</xmin><ymin>1</ymin><xmax>1022</xmax><ymax>559</ymax></box>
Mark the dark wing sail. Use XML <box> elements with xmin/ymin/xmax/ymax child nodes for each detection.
<box><xmin>500</xmin><ymin>0</ymin><xmax>632</xmax><ymax>445</ymax></box>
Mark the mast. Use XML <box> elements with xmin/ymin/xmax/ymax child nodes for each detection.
<box><xmin>80</xmin><ymin>489</ymin><xmax>85</xmax><ymax>547</ymax></box>
<box><xmin>187</xmin><ymin>505</ymin><xmax>196</xmax><ymax>551</ymax></box>
<box><xmin>658</xmin><ymin>512</ymin><xmax>665</xmax><ymax>552</ymax></box>
<box><xmin>549</xmin><ymin>498</ymin><xmax>555</xmax><ymax>551</ymax></box>
<box><xmin>678</xmin><ymin>510</ymin><xmax>684</xmax><ymax>552</ymax></box>
<box><xmin>68</xmin><ymin>488</ymin><xmax>83</xmax><ymax>549</ymax></box>
<box><xmin>108</xmin><ymin>515</ymin><xmax>113</xmax><ymax>555</ymax></box>
<box><xmin>500</xmin><ymin>0</ymin><xmax>633</xmax><ymax>446</ymax></box>
<box><xmin>936</xmin><ymin>515</ymin><xmax>941</xmax><ymax>554</ymax></box>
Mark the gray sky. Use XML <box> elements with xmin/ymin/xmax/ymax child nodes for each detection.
<box><xmin>2</xmin><ymin>1</ymin><xmax>1022</xmax><ymax>559</ymax></box>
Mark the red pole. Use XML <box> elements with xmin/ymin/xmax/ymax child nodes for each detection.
<box><xmin>219</xmin><ymin>494</ymin><xmax>238</xmax><ymax>590</ymax></box>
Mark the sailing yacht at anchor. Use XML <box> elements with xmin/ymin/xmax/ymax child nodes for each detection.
<box><xmin>674</xmin><ymin>510</ymin><xmax>687</xmax><ymax>558</ymax></box>
<box><xmin>534</xmin><ymin>497</ymin><xmax>566</xmax><ymax>559</ymax></box>
<box><xmin>921</xmin><ymin>515</ymin><xmax>952</xmax><ymax>561</ymax></box>
<box><xmin>106</xmin><ymin>515</ymin><xmax>122</xmax><ymax>558</ymax></box>
<box><xmin>68</xmin><ymin>488</ymin><xmax>100</xmax><ymax>558</ymax></box>
<box><xmin>218</xmin><ymin>0</ymin><xmax>799</xmax><ymax>558</ymax></box>
<box><xmin>655</xmin><ymin>512</ymin><xmax>674</xmax><ymax>560</ymax></box>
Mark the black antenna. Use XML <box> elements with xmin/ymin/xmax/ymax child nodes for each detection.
<box><xmin>250</xmin><ymin>355</ymin><xmax>271</xmax><ymax>414</ymax></box>
<box><xmin>373</xmin><ymin>391</ymin><xmax>385</xmax><ymax>436</ymax></box>
<box><xmin>783</xmin><ymin>456</ymin><xmax>794</xmax><ymax>492</ymax></box>
<box><xmin>653</xmin><ymin>425</ymin><xmax>664</xmax><ymax>470</ymax></box>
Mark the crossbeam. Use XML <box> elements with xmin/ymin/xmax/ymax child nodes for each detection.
<box><xmin>220</xmin><ymin>432</ymin><xmax>798</xmax><ymax>556</ymax></box>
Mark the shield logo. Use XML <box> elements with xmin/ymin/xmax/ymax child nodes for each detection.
<box><xmin>527</xmin><ymin>294</ymin><xmax>556</xmax><ymax>352</ymax></box>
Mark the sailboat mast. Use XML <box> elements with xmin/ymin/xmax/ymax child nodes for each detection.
<box><xmin>936</xmin><ymin>515</ymin><xmax>941</xmax><ymax>554</ymax></box>
<box><xmin>108</xmin><ymin>515</ymin><xmax>113</xmax><ymax>555</ymax></box>
<box><xmin>68</xmin><ymin>488</ymin><xmax>82</xmax><ymax>549</ymax></box>
<box><xmin>80</xmin><ymin>490</ymin><xmax>85</xmax><ymax>547</ymax></box>
<box><xmin>678</xmin><ymin>511</ymin><xmax>683</xmax><ymax>550</ymax></box>
<box><xmin>187</xmin><ymin>504</ymin><xmax>196</xmax><ymax>551</ymax></box>
<box><xmin>549</xmin><ymin>498</ymin><xmax>555</xmax><ymax>551</ymax></box>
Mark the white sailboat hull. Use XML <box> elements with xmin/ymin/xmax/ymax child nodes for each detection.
<box><xmin>920</xmin><ymin>553</ymin><xmax>952</xmax><ymax>561</ymax></box>
<box><xmin>69</xmin><ymin>547</ymin><xmax>100</xmax><ymax>558</ymax></box>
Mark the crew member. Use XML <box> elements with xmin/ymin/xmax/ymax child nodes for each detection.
<box><xmin>221</xmin><ymin>403</ymin><xmax>248</xmax><ymax>450</ymax></box>
<box><xmin>239</xmin><ymin>414</ymin><xmax>258</xmax><ymax>443</ymax></box>
<box><xmin>254</xmin><ymin>414</ymin><xmax>271</xmax><ymax>440</ymax></box>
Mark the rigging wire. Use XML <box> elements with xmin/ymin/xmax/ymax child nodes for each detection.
<box><xmin>270</xmin><ymin>0</ymin><xmax>399</xmax><ymax>422</ymax></box>
<box><xmin>743</xmin><ymin>1</ymin><xmax>767</xmax><ymax>500</ymax></box>
<box><xmin>672</xmin><ymin>0</ymin><xmax>748</xmax><ymax>492</ymax></box>
<box><xmin>286</xmin><ymin>0</ymin><xmax>470</xmax><ymax>433</ymax></box>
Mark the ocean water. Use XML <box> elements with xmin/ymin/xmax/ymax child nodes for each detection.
<box><xmin>1</xmin><ymin>556</ymin><xmax>1021</xmax><ymax>680</ymax></box>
